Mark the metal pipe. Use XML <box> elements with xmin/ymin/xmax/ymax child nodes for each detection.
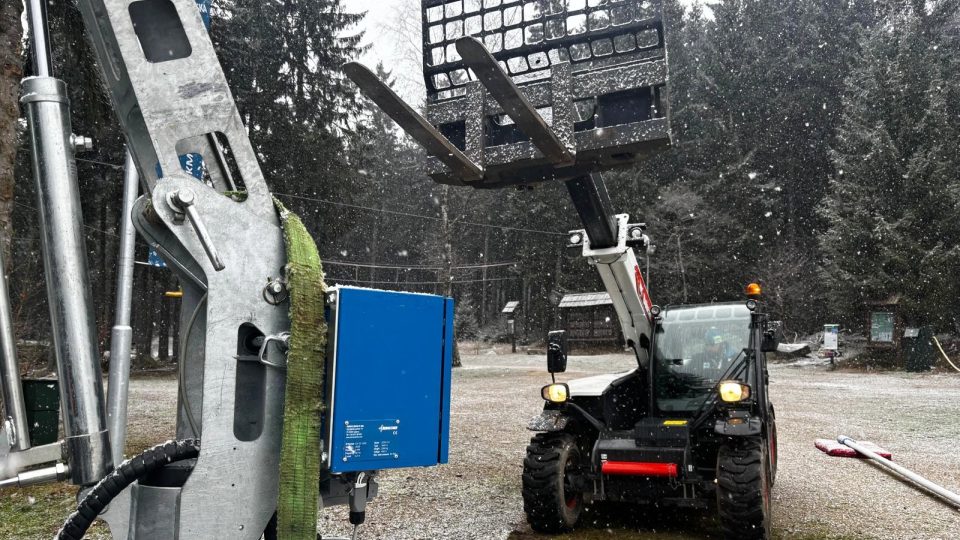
<box><xmin>0</xmin><ymin>243</ymin><xmax>30</xmax><ymax>452</ymax></box>
<box><xmin>106</xmin><ymin>150</ymin><xmax>138</xmax><ymax>467</ymax></box>
<box><xmin>838</xmin><ymin>436</ymin><xmax>960</xmax><ymax>509</ymax></box>
<box><xmin>21</xmin><ymin>75</ymin><xmax>112</xmax><ymax>485</ymax></box>
<box><xmin>24</xmin><ymin>0</ymin><xmax>53</xmax><ymax>77</ymax></box>
<box><xmin>0</xmin><ymin>462</ymin><xmax>69</xmax><ymax>489</ymax></box>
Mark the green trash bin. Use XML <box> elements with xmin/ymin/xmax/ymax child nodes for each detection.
<box><xmin>21</xmin><ymin>379</ymin><xmax>60</xmax><ymax>445</ymax></box>
<box><xmin>903</xmin><ymin>326</ymin><xmax>935</xmax><ymax>372</ymax></box>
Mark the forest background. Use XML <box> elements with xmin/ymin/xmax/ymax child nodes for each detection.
<box><xmin>0</xmin><ymin>0</ymin><xmax>957</xmax><ymax>368</ymax></box>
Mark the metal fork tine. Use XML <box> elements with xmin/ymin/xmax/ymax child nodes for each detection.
<box><xmin>343</xmin><ymin>62</ymin><xmax>484</xmax><ymax>183</ymax></box>
<box><xmin>455</xmin><ymin>37</ymin><xmax>575</xmax><ymax>167</ymax></box>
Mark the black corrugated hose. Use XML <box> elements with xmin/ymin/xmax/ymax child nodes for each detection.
<box><xmin>56</xmin><ymin>439</ymin><xmax>200</xmax><ymax>540</ymax></box>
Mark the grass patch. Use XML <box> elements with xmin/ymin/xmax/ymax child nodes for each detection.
<box><xmin>0</xmin><ymin>482</ymin><xmax>107</xmax><ymax>539</ymax></box>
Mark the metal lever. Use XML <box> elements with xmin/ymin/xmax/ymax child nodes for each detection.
<box><xmin>168</xmin><ymin>189</ymin><xmax>226</xmax><ymax>271</ymax></box>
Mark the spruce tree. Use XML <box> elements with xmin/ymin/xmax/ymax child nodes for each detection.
<box><xmin>821</xmin><ymin>1</ymin><xmax>960</xmax><ymax>327</ymax></box>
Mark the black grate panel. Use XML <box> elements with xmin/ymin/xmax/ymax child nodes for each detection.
<box><xmin>422</xmin><ymin>0</ymin><xmax>665</xmax><ymax>102</ymax></box>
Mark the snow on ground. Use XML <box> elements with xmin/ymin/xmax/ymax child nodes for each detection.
<box><xmin>104</xmin><ymin>351</ymin><xmax>960</xmax><ymax>539</ymax></box>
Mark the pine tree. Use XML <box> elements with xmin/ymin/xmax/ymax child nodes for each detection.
<box><xmin>0</xmin><ymin>0</ymin><xmax>22</xmax><ymax>265</ymax></box>
<box><xmin>821</xmin><ymin>1</ymin><xmax>960</xmax><ymax>327</ymax></box>
<box><xmin>211</xmin><ymin>0</ymin><xmax>366</xmax><ymax>237</ymax></box>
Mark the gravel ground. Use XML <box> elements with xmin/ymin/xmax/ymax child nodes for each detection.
<box><xmin>317</xmin><ymin>350</ymin><xmax>960</xmax><ymax>540</ymax></box>
<box><xmin>6</xmin><ymin>350</ymin><xmax>959</xmax><ymax>539</ymax></box>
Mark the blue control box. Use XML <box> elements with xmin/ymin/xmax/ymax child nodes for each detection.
<box><xmin>325</xmin><ymin>286</ymin><xmax>453</xmax><ymax>473</ymax></box>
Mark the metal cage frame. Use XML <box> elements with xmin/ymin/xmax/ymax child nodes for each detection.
<box><xmin>419</xmin><ymin>0</ymin><xmax>671</xmax><ymax>187</ymax></box>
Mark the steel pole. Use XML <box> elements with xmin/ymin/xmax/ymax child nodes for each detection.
<box><xmin>0</xmin><ymin>243</ymin><xmax>30</xmax><ymax>451</ymax></box>
<box><xmin>24</xmin><ymin>0</ymin><xmax>53</xmax><ymax>77</ymax></box>
<box><xmin>21</xmin><ymin>5</ymin><xmax>112</xmax><ymax>484</ymax></box>
<box><xmin>838</xmin><ymin>436</ymin><xmax>960</xmax><ymax>509</ymax></box>
<box><xmin>106</xmin><ymin>150</ymin><xmax>138</xmax><ymax>467</ymax></box>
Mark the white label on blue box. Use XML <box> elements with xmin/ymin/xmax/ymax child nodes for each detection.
<box><xmin>342</xmin><ymin>419</ymin><xmax>400</xmax><ymax>461</ymax></box>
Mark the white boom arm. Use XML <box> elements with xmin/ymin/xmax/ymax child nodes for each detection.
<box><xmin>573</xmin><ymin>214</ymin><xmax>655</xmax><ymax>366</ymax></box>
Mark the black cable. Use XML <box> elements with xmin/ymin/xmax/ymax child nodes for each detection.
<box><xmin>56</xmin><ymin>439</ymin><xmax>200</xmax><ymax>540</ymax></box>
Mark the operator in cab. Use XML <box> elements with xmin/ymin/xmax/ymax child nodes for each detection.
<box><xmin>695</xmin><ymin>328</ymin><xmax>737</xmax><ymax>371</ymax></box>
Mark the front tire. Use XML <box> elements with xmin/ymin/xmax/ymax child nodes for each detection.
<box><xmin>522</xmin><ymin>433</ymin><xmax>584</xmax><ymax>533</ymax></box>
<box><xmin>717</xmin><ymin>439</ymin><xmax>772</xmax><ymax>540</ymax></box>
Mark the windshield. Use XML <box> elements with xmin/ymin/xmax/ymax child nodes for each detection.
<box><xmin>653</xmin><ymin>303</ymin><xmax>751</xmax><ymax>414</ymax></box>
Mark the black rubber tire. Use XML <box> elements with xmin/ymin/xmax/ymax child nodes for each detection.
<box><xmin>522</xmin><ymin>433</ymin><xmax>584</xmax><ymax>534</ymax></box>
<box><xmin>769</xmin><ymin>418</ymin><xmax>779</xmax><ymax>486</ymax></box>
<box><xmin>716</xmin><ymin>439</ymin><xmax>772</xmax><ymax>540</ymax></box>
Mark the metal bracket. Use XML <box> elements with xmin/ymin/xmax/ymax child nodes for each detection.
<box><xmin>257</xmin><ymin>332</ymin><xmax>290</xmax><ymax>369</ymax></box>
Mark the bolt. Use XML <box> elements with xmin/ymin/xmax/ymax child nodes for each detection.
<box><xmin>70</xmin><ymin>134</ymin><xmax>94</xmax><ymax>153</ymax></box>
<box><xmin>269</xmin><ymin>281</ymin><xmax>283</xmax><ymax>295</ymax></box>
<box><xmin>173</xmin><ymin>189</ymin><xmax>196</xmax><ymax>208</ymax></box>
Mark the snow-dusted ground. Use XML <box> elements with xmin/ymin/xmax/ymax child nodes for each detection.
<box><xmin>115</xmin><ymin>350</ymin><xmax>960</xmax><ymax>539</ymax></box>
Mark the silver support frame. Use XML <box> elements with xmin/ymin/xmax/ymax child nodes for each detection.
<box><xmin>22</xmin><ymin>75</ymin><xmax>112</xmax><ymax>486</ymax></box>
<box><xmin>0</xmin><ymin>236</ymin><xmax>30</xmax><ymax>452</ymax></box>
<box><xmin>21</xmin><ymin>0</ymin><xmax>112</xmax><ymax>485</ymax></box>
<box><xmin>25</xmin><ymin>0</ymin><xmax>53</xmax><ymax>77</ymax></box>
<box><xmin>106</xmin><ymin>150</ymin><xmax>139</xmax><ymax>467</ymax></box>
<box><xmin>73</xmin><ymin>0</ymin><xmax>292</xmax><ymax>535</ymax></box>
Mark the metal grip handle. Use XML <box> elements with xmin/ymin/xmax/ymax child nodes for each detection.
<box><xmin>169</xmin><ymin>189</ymin><xmax>226</xmax><ymax>271</ymax></box>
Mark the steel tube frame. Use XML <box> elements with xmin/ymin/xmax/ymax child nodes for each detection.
<box><xmin>25</xmin><ymin>0</ymin><xmax>53</xmax><ymax>77</ymax></box>
<box><xmin>0</xmin><ymin>242</ymin><xmax>30</xmax><ymax>451</ymax></box>
<box><xmin>838</xmin><ymin>436</ymin><xmax>960</xmax><ymax>509</ymax></box>
<box><xmin>106</xmin><ymin>150</ymin><xmax>138</xmax><ymax>467</ymax></box>
<box><xmin>21</xmin><ymin>4</ymin><xmax>111</xmax><ymax>485</ymax></box>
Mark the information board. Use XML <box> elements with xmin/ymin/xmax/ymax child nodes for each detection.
<box><xmin>870</xmin><ymin>312</ymin><xmax>895</xmax><ymax>343</ymax></box>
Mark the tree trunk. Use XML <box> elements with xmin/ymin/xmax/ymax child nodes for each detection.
<box><xmin>440</xmin><ymin>185</ymin><xmax>461</xmax><ymax>367</ymax></box>
<box><xmin>0</xmin><ymin>0</ymin><xmax>23</xmax><ymax>265</ymax></box>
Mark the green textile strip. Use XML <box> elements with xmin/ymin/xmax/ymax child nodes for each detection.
<box><xmin>274</xmin><ymin>199</ymin><xmax>327</xmax><ymax>539</ymax></box>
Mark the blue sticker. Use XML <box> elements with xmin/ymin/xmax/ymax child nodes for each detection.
<box><xmin>147</xmin><ymin>248</ymin><xmax>167</xmax><ymax>268</ymax></box>
<box><xmin>195</xmin><ymin>0</ymin><xmax>211</xmax><ymax>29</ymax></box>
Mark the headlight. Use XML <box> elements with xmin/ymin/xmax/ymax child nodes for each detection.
<box><xmin>541</xmin><ymin>383</ymin><xmax>570</xmax><ymax>404</ymax></box>
<box><xmin>718</xmin><ymin>381</ymin><xmax>751</xmax><ymax>403</ymax></box>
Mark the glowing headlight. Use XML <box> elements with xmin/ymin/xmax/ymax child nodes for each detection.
<box><xmin>541</xmin><ymin>383</ymin><xmax>570</xmax><ymax>404</ymax></box>
<box><xmin>718</xmin><ymin>381</ymin><xmax>751</xmax><ymax>403</ymax></box>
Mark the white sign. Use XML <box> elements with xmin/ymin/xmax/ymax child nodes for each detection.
<box><xmin>823</xmin><ymin>324</ymin><xmax>839</xmax><ymax>351</ymax></box>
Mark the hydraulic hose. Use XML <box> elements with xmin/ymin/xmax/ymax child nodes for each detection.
<box><xmin>932</xmin><ymin>336</ymin><xmax>960</xmax><ymax>373</ymax></box>
<box><xmin>56</xmin><ymin>439</ymin><xmax>200</xmax><ymax>540</ymax></box>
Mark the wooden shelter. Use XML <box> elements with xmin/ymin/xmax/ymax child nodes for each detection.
<box><xmin>559</xmin><ymin>292</ymin><xmax>623</xmax><ymax>350</ymax></box>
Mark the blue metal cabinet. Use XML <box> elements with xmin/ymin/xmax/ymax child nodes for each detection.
<box><xmin>325</xmin><ymin>286</ymin><xmax>453</xmax><ymax>473</ymax></box>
